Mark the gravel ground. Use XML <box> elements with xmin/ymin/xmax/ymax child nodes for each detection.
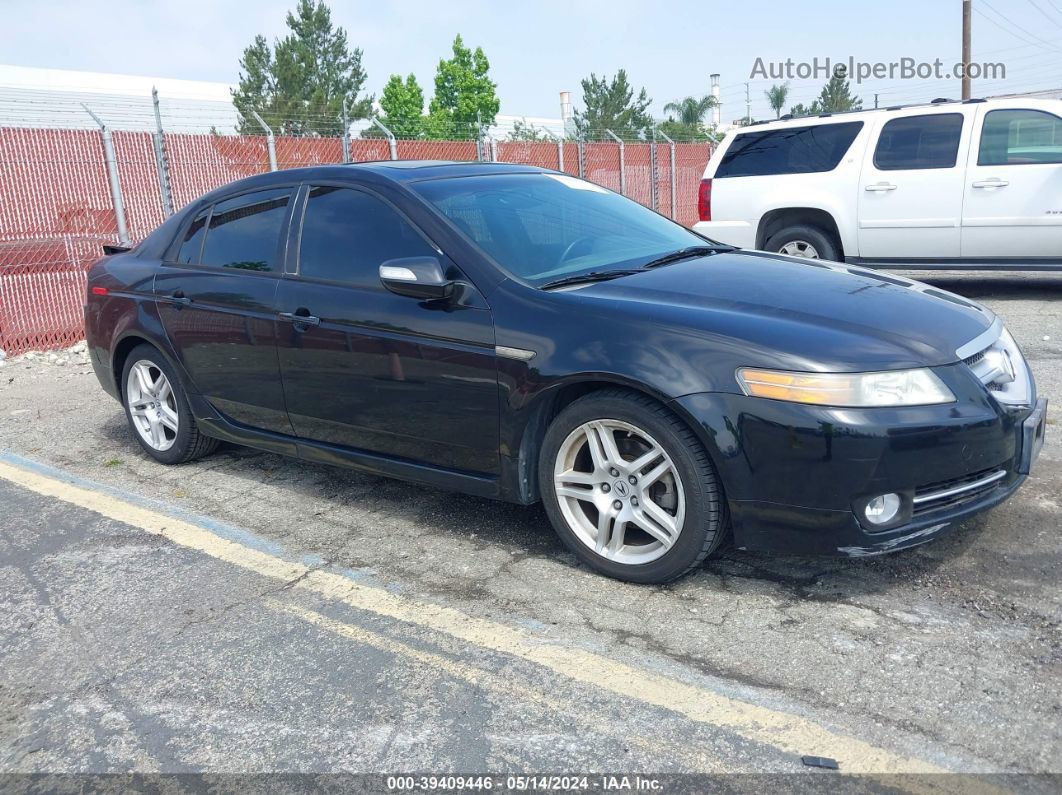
<box><xmin>0</xmin><ymin>271</ymin><xmax>1059</xmax><ymax>776</ymax></box>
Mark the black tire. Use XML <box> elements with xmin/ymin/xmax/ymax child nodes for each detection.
<box><xmin>120</xmin><ymin>344</ymin><xmax>219</xmax><ymax>465</ymax></box>
<box><xmin>539</xmin><ymin>389</ymin><xmax>727</xmax><ymax>584</ymax></box>
<box><xmin>765</xmin><ymin>224</ymin><xmax>841</xmax><ymax>262</ymax></box>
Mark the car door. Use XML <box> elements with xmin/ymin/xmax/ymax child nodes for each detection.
<box><xmin>154</xmin><ymin>187</ymin><xmax>295</xmax><ymax>434</ymax></box>
<box><xmin>857</xmin><ymin>110</ymin><xmax>970</xmax><ymax>259</ymax></box>
<box><xmin>275</xmin><ymin>183</ymin><xmax>499</xmax><ymax>474</ymax></box>
<box><xmin>961</xmin><ymin>106</ymin><xmax>1062</xmax><ymax>259</ymax></box>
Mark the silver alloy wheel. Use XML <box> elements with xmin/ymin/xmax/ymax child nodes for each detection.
<box><xmin>779</xmin><ymin>240</ymin><xmax>820</xmax><ymax>258</ymax></box>
<box><xmin>553</xmin><ymin>419</ymin><xmax>686</xmax><ymax>565</ymax></box>
<box><xmin>126</xmin><ymin>359</ymin><xmax>178</xmax><ymax>452</ymax></box>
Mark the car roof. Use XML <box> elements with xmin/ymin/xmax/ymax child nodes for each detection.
<box><xmin>730</xmin><ymin>96</ymin><xmax>1061</xmax><ymax>134</ymax></box>
<box><xmin>191</xmin><ymin>160</ymin><xmax>552</xmax><ymax>204</ymax></box>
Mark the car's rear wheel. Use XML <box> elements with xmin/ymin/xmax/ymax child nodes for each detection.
<box><xmin>765</xmin><ymin>224</ymin><xmax>840</xmax><ymax>262</ymax></box>
<box><xmin>121</xmin><ymin>344</ymin><xmax>218</xmax><ymax>464</ymax></box>
<box><xmin>539</xmin><ymin>389</ymin><xmax>727</xmax><ymax>583</ymax></box>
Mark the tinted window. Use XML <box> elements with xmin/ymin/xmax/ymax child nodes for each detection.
<box><xmin>298</xmin><ymin>187</ymin><xmax>437</xmax><ymax>287</ymax></box>
<box><xmin>978</xmin><ymin>109</ymin><xmax>1062</xmax><ymax>165</ymax></box>
<box><xmin>175</xmin><ymin>211</ymin><xmax>207</xmax><ymax>264</ymax></box>
<box><xmin>199</xmin><ymin>188</ymin><xmax>291</xmax><ymax>272</ymax></box>
<box><xmin>414</xmin><ymin>173</ymin><xmax>707</xmax><ymax>286</ymax></box>
<box><xmin>715</xmin><ymin>122</ymin><xmax>863</xmax><ymax>178</ymax></box>
<box><xmin>874</xmin><ymin>114</ymin><xmax>963</xmax><ymax>170</ymax></box>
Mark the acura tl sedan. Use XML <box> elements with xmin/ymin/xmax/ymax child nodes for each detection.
<box><xmin>84</xmin><ymin>161</ymin><xmax>1048</xmax><ymax>583</ymax></box>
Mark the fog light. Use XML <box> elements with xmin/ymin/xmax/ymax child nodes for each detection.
<box><xmin>864</xmin><ymin>493</ymin><xmax>901</xmax><ymax>526</ymax></box>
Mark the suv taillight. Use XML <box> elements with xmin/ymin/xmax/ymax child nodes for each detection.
<box><xmin>697</xmin><ymin>178</ymin><xmax>712</xmax><ymax>222</ymax></box>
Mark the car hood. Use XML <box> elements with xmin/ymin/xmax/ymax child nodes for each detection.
<box><xmin>565</xmin><ymin>250</ymin><xmax>995</xmax><ymax>372</ymax></box>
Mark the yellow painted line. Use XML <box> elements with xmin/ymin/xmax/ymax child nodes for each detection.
<box><xmin>269</xmin><ymin>599</ymin><xmax>725</xmax><ymax>770</ymax></box>
<box><xmin>0</xmin><ymin>458</ymin><xmax>945</xmax><ymax>774</ymax></box>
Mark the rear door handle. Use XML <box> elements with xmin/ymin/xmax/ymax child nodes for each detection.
<box><xmin>164</xmin><ymin>290</ymin><xmax>192</xmax><ymax>306</ymax></box>
<box><xmin>864</xmin><ymin>182</ymin><xmax>897</xmax><ymax>192</ymax></box>
<box><xmin>972</xmin><ymin>179</ymin><xmax>1009</xmax><ymax>188</ymax></box>
<box><xmin>278</xmin><ymin>311</ymin><xmax>320</xmax><ymax>327</ymax></box>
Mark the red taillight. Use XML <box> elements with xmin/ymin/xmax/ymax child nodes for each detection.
<box><xmin>90</xmin><ymin>286</ymin><xmax>108</xmax><ymax>296</ymax></box>
<box><xmin>697</xmin><ymin>178</ymin><xmax>712</xmax><ymax>222</ymax></box>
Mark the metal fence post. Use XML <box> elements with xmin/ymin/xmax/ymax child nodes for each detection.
<box><xmin>82</xmin><ymin>104</ymin><xmax>130</xmax><ymax>246</ymax></box>
<box><xmin>543</xmin><ymin>130</ymin><xmax>564</xmax><ymax>172</ymax></box>
<box><xmin>150</xmin><ymin>87</ymin><xmax>174</xmax><ymax>217</ymax></box>
<box><xmin>341</xmin><ymin>102</ymin><xmax>351</xmax><ymax>163</ymax></box>
<box><xmin>656</xmin><ymin>128</ymin><xmax>677</xmax><ymax>220</ymax></box>
<box><xmin>489</xmin><ymin>136</ymin><xmax>498</xmax><ymax>163</ymax></box>
<box><xmin>577</xmin><ymin>140</ymin><xmax>586</xmax><ymax>178</ymax></box>
<box><xmin>649</xmin><ymin>129</ymin><xmax>659</xmax><ymax>211</ymax></box>
<box><xmin>605</xmin><ymin>130</ymin><xmax>625</xmax><ymax>196</ymax></box>
<box><xmin>371</xmin><ymin>117</ymin><xmax>398</xmax><ymax>160</ymax></box>
<box><xmin>250</xmin><ymin>110</ymin><xmax>277</xmax><ymax>171</ymax></box>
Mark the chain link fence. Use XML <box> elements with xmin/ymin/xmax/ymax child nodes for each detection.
<box><xmin>0</xmin><ymin>111</ymin><xmax>713</xmax><ymax>356</ymax></box>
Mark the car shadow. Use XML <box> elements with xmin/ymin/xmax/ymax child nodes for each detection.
<box><xmin>100</xmin><ymin>411</ymin><xmax>990</xmax><ymax>604</ymax></box>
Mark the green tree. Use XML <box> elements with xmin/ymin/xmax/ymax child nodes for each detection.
<box><xmin>426</xmin><ymin>35</ymin><xmax>499</xmax><ymax>140</ymax></box>
<box><xmin>231</xmin><ymin>0</ymin><xmax>371</xmax><ymax>137</ymax></box>
<box><xmin>573</xmin><ymin>69</ymin><xmax>653</xmax><ymax>141</ymax></box>
<box><xmin>657</xmin><ymin>94</ymin><xmax>716</xmax><ymax>141</ymax></box>
<box><xmin>764</xmin><ymin>82</ymin><xmax>790</xmax><ymax>118</ymax></box>
<box><xmin>507</xmin><ymin>118</ymin><xmax>548</xmax><ymax>142</ymax></box>
<box><xmin>662</xmin><ymin>95</ymin><xmax>715</xmax><ymax>127</ymax></box>
<box><xmin>813</xmin><ymin>68</ymin><xmax>862</xmax><ymax>113</ymax></box>
<box><xmin>378</xmin><ymin>73</ymin><xmax>425</xmax><ymax>138</ymax></box>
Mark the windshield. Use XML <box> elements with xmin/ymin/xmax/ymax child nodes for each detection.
<box><xmin>412</xmin><ymin>173</ymin><xmax>715</xmax><ymax>287</ymax></box>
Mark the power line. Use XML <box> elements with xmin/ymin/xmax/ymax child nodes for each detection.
<box><xmin>1027</xmin><ymin>0</ymin><xmax>1062</xmax><ymax>28</ymax></box>
<box><xmin>978</xmin><ymin>0</ymin><xmax>1062</xmax><ymax>52</ymax></box>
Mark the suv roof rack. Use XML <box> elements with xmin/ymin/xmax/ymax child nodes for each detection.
<box><xmin>750</xmin><ymin>96</ymin><xmax>992</xmax><ymax>125</ymax></box>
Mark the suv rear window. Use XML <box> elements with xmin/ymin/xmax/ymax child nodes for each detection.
<box><xmin>873</xmin><ymin>113</ymin><xmax>963</xmax><ymax>170</ymax></box>
<box><xmin>715</xmin><ymin>122</ymin><xmax>863</xmax><ymax>178</ymax></box>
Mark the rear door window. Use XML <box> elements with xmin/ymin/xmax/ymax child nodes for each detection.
<box><xmin>175</xmin><ymin>210</ymin><xmax>208</xmax><ymax>264</ymax></box>
<box><xmin>978</xmin><ymin>109</ymin><xmax>1062</xmax><ymax>165</ymax></box>
<box><xmin>873</xmin><ymin>113</ymin><xmax>964</xmax><ymax>170</ymax></box>
<box><xmin>199</xmin><ymin>188</ymin><xmax>292</xmax><ymax>272</ymax></box>
<box><xmin>715</xmin><ymin>122</ymin><xmax>863</xmax><ymax>178</ymax></box>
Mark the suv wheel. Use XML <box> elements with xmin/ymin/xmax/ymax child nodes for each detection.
<box><xmin>121</xmin><ymin>344</ymin><xmax>219</xmax><ymax>464</ymax></box>
<box><xmin>765</xmin><ymin>224</ymin><xmax>840</xmax><ymax>262</ymax></box>
<box><xmin>539</xmin><ymin>389</ymin><xmax>727</xmax><ymax>583</ymax></box>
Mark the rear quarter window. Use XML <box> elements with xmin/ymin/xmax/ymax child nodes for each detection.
<box><xmin>715</xmin><ymin>121</ymin><xmax>863</xmax><ymax>178</ymax></box>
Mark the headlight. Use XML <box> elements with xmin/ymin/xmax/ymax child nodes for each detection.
<box><xmin>736</xmin><ymin>367</ymin><xmax>955</xmax><ymax>407</ymax></box>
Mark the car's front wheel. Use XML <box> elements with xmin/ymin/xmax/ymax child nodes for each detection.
<box><xmin>539</xmin><ymin>389</ymin><xmax>727</xmax><ymax>583</ymax></box>
<box><xmin>121</xmin><ymin>344</ymin><xmax>218</xmax><ymax>464</ymax></box>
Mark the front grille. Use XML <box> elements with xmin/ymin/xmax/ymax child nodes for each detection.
<box><xmin>912</xmin><ymin>466</ymin><xmax>1007</xmax><ymax>516</ymax></box>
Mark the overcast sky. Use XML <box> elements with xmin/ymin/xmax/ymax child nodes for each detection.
<box><xmin>2</xmin><ymin>0</ymin><xmax>1060</xmax><ymax>120</ymax></box>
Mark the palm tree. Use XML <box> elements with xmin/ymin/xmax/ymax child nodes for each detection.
<box><xmin>662</xmin><ymin>95</ymin><xmax>716</xmax><ymax>126</ymax></box>
<box><xmin>765</xmin><ymin>82</ymin><xmax>790</xmax><ymax>118</ymax></box>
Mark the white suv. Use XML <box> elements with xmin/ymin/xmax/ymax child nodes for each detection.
<box><xmin>693</xmin><ymin>98</ymin><xmax>1062</xmax><ymax>269</ymax></box>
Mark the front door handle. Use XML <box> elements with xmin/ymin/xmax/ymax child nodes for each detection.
<box><xmin>165</xmin><ymin>290</ymin><xmax>192</xmax><ymax>306</ymax></box>
<box><xmin>972</xmin><ymin>178</ymin><xmax>1009</xmax><ymax>188</ymax></box>
<box><xmin>864</xmin><ymin>182</ymin><xmax>897</xmax><ymax>192</ymax></box>
<box><xmin>278</xmin><ymin>310</ymin><xmax>320</xmax><ymax>327</ymax></box>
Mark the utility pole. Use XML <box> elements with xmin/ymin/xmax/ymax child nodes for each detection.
<box><xmin>874</xmin><ymin>93</ymin><xmax>879</xmax><ymax>109</ymax></box>
<box><xmin>744</xmin><ymin>82</ymin><xmax>751</xmax><ymax>125</ymax></box>
<box><xmin>961</xmin><ymin>0</ymin><xmax>972</xmax><ymax>100</ymax></box>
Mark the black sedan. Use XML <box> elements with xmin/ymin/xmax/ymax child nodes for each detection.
<box><xmin>84</xmin><ymin>161</ymin><xmax>1048</xmax><ymax>583</ymax></box>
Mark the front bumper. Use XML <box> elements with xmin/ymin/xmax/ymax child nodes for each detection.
<box><xmin>672</xmin><ymin>371</ymin><xmax>1046</xmax><ymax>557</ymax></box>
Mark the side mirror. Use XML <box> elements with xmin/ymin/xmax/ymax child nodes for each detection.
<box><xmin>379</xmin><ymin>257</ymin><xmax>455</xmax><ymax>301</ymax></box>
